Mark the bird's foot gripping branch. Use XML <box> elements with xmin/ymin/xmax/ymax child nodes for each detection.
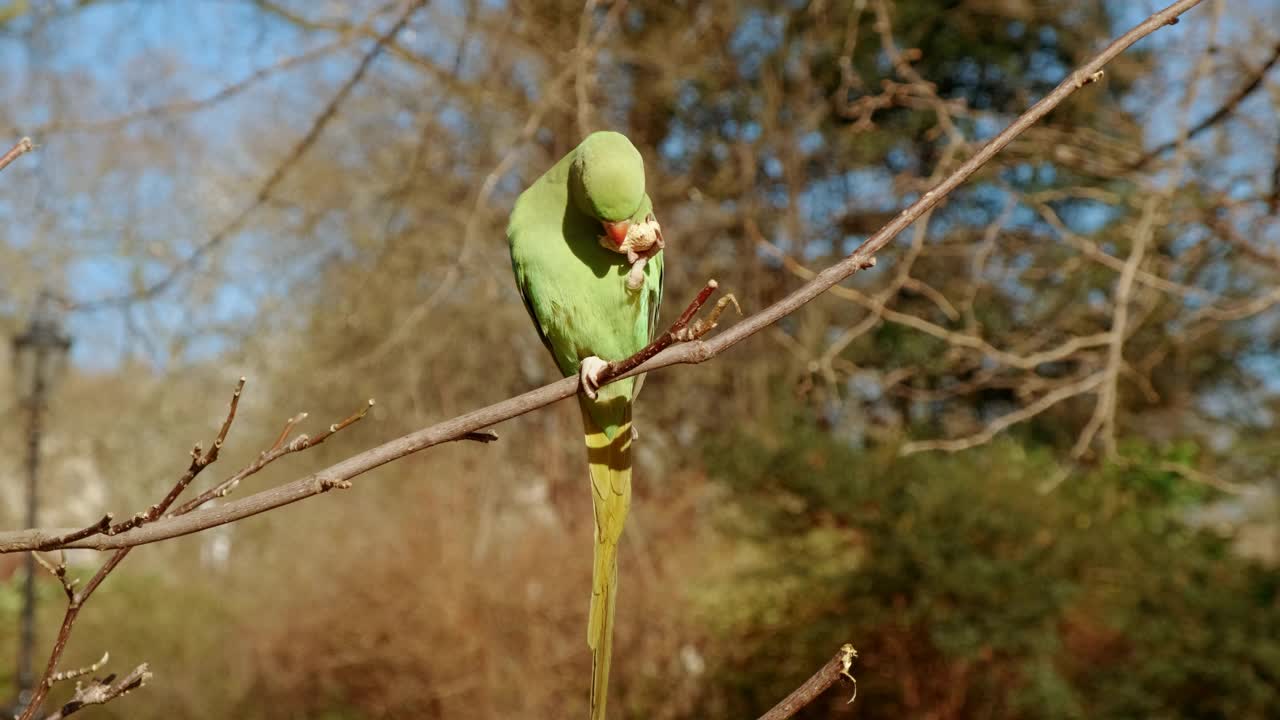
<box><xmin>594</xmin><ymin>279</ymin><xmax>740</xmax><ymax>389</ymax></box>
<box><xmin>577</xmin><ymin>280</ymin><xmax>737</xmax><ymax>400</ymax></box>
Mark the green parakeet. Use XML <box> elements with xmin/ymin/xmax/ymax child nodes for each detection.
<box><xmin>507</xmin><ymin>131</ymin><xmax>664</xmax><ymax>720</ymax></box>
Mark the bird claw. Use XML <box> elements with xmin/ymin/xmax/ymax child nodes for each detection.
<box><xmin>600</xmin><ymin>215</ymin><xmax>665</xmax><ymax>293</ymax></box>
<box><xmin>579</xmin><ymin>356</ymin><xmax>609</xmax><ymax>399</ymax></box>
<box><xmin>626</xmin><ymin>257</ymin><xmax>649</xmax><ymax>291</ymax></box>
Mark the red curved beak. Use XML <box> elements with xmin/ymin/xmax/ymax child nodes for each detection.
<box><xmin>602</xmin><ymin>220</ymin><xmax>630</xmax><ymax>246</ymax></box>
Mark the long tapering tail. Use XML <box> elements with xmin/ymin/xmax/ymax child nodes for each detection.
<box><xmin>581</xmin><ymin>399</ymin><xmax>632</xmax><ymax>720</ymax></box>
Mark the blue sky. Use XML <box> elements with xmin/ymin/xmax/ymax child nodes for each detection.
<box><xmin>1</xmin><ymin>0</ymin><xmax>1275</xmax><ymax>373</ymax></box>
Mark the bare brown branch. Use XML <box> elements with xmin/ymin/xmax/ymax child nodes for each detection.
<box><xmin>41</xmin><ymin>663</ymin><xmax>152</xmax><ymax>720</ymax></box>
<box><xmin>755</xmin><ymin>644</ymin><xmax>858</xmax><ymax>720</ymax></box>
<box><xmin>0</xmin><ymin>0</ymin><xmax>1208</xmax><ymax>555</ymax></box>
<box><xmin>902</xmin><ymin>372</ymin><xmax>1106</xmax><ymax>455</ymax></box>
<box><xmin>44</xmin><ymin>651</ymin><xmax>110</xmax><ymax>688</ymax></box>
<box><xmin>31</xmin><ymin>515</ymin><xmax>112</xmax><ymax>553</ymax></box>
<box><xmin>32</xmin><ymin>551</ymin><xmax>76</xmax><ymax>601</ymax></box>
<box><xmin>600</xmin><ymin>279</ymin><xmax>726</xmax><ymax>381</ymax></box>
<box><xmin>0</xmin><ymin>136</ymin><xmax>34</xmax><ymax>174</ymax></box>
<box><xmin>108</xmin><ymin>377</ymin><xmax>245</xmax><ymax>535</ymax></box>
<box><xmin>1072</xmin><ymin>197</ymin><xmax>1158</xmax><ymax>459</ymax></box>
<box><xmin>169</xmin><ymin>398</ymin><xmax>373</xmax><ymax>516</ymax></box>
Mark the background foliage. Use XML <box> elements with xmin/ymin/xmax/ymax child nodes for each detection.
<box><xmin>0</xmin><ymin>0</ymin><xmax>1277</xmax><ymax>718</ymax></box>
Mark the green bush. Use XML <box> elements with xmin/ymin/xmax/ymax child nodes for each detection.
<box><xmin>692</xmin><ymin>419</ymin><xmax>1279</xmax><ymax>719</ymax></box>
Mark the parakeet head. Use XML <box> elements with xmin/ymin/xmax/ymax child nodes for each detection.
<box><xmin>570</xmin><ymin>131</ymin><xmax>646</xmax><ymax>246</ymax></box>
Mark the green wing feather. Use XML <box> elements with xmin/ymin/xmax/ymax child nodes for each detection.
<box><xmin>508</xmin><ymin>147</ymin><xmax>662</xmax><ymax>437</ymax></box>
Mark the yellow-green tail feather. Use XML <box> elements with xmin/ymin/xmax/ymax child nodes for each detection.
<box><xmin>581</xmin><ymin>399</ymin><xmax>632</xmax><ymax>720</ymax></box>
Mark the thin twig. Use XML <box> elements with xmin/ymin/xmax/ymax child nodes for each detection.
<box><xmin>37</xmin><ymin>41</ymin><xmax>351</xmax><ymax>134</ymax></box>
<box><xmin>41</xmin><ymin>663</ymin><xmax>152</xmax><ymax>720</ymax></box>
<box><xmin>757</xmin><ymin>235</ymin><xmax>1112</xmax><ymax>372</ymax></box>
<box><xmin>755</xmin><ymin>644</ymin><xmax>859</xmax><ymax>720</ymax></box>
<box><xmin>599</xmin><ymin>279</ymin><xmax>726</xmax><ymax>381</ymax></box>
<box><xmin>0</xmin><ymin>136</ymin><xmax>34</xmax><ymax>174</ymax></box>
<box><xmin>17</xmin><ymin>550</ymin><xmax>124</xmax><ymax>720</ymax></box>
<box><xmin>1153</xmin><ymin>460</ymin><xmax>1254</xmax><ymax>495</ymax></box>
<box><xmin>1133</xmin><ymin>41</ymin><xmax>1280</xmax><ymax>168</ymax></box>
<box><xmin>108</xmin><ymin>378</ymin><xmax>246</xmax><ymax>535</ymax></box>
<box><xmin>270</xmin><ymin>412</ymin><xmax>309</xmax><ymax>452</ymax></box>
<box><xmin>32</xmin><ymin>551</ymin><xmax>76</xmax><ymax>601</ymax></box>
<box><xmin>1072</xmin><ymin>198</ymin><xmax>1157</xmax><ymax>459</ymax></box>
<box><xmin>902</xmin><ymin>373</ymin><xmax>1106</xmax><ymax>455</ymax></box>
<box><xmin>169</xmin><ymin>399</ymin><xmax>374</xmax><ymax>516</ymax></box>
<box><xmin>32</xmin><ymin>515</ymin><xmax>113</xmax><ymax>552</ymax></box>
<box><xmin>45</xmin><ymin>652</ymin><xmax>110</xmax><ymax>688</ymax></box>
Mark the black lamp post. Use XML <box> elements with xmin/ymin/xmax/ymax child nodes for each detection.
<box><xmin>10</xmin><ymin>291</ymin><xmax>71</xmax><ymax>709</ymax></box>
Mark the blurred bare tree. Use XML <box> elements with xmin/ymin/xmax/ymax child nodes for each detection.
<box><xmin>0</xmin><ymin>0</ymin><xmax>1277</xmax><ymax>717</ymax></box>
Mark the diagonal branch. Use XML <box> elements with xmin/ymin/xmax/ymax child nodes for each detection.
<box><xmin>170</xmin><ymin>399</ymin><xmax>375</xmax><ymax>516</ymax></box>
<box><xmin>37</xmin><ymin>41</ymin><xmax>351</xmax><ymax>135</ymax></box>
<box><xmin>902</xmin><ymin>372</ymin><xmax>1106</xmax><ymax>455</ymax></box>
<box><xmin>0</xmin><ymin>136</ymin><xmax>34</xmax><ymax>174</ymax></box>
<box><xmin>0</xmin><ymin>0</ymin><xmax>1208</xmax><ymax>555</ymax></box>
<box><xmin>31</xmin><ymin>515</ymin><xmax>113</xmax><ymax>553</ymax></box>
<box><xmin>599</xmin><ymin>279</ymin><xmax>741</xmax><ymax>382</ymax></box>
<box><xmin>1133</xmin><ymin>41</ymin><xmax>1280</xmax><ymax>169</ymax></box>
<box><xmin>40</xmin><ymin>663</ymin><xmax>152</xmax><ymax>720</ymax></box>
<box><xmin>756</xmin><ymin>644</ymin><xmax>859</xmax><ymax>720</ymax></box>
<box><xmin>109</xmin><ymin>378</ymin><xmax>246</xmax><ymax>534</ymax></box>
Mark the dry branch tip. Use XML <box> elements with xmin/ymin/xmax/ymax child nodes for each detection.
<box><xmin>46</xmin><ymin>652</ymin><xmax>110</xmax><ymax>688</ymax></box>
<box><xmin>0</xmin><ymin>136</ymin><xmax>36</xmax><ymax>174</ymax></box>
<box><xmin>839</xmin><ymin>643</ymin><xmax>859</xmax><ymax>704</ymax></box>
<box><xmin>42</xmin><ymin>662</ymin><xmax>151</xmax><ymax>720</ymax></box>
